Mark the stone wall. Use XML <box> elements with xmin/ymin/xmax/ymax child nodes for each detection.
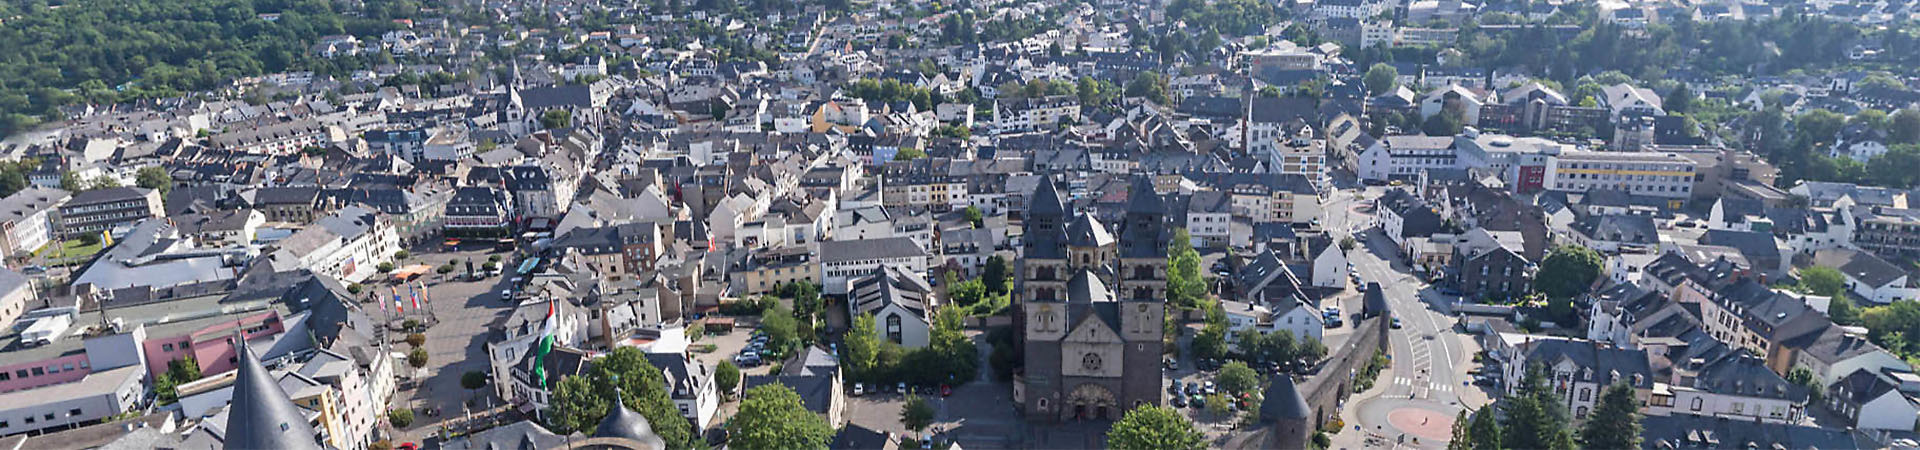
<box><xmin>1299</xmin><ymin>314</ymin><xmax>1390</xmax><ymax>428</ymax></box>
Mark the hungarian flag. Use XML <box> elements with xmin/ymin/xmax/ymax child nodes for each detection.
<box><xmin>530</xmin><ymin>302</ymin><xmax>558</xmax><ymax>389</ymax></box>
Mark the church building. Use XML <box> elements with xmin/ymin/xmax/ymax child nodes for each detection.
<box><xmin>1014</xmin><ymin>175</ymin><xmax>1169</xmax><ymax>422</ymax></box>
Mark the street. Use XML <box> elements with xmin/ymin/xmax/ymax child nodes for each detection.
<box><xmin>1326</xmin><ymin>185</ymin><xmax>1492</xmax><ymax>449</ymax></box>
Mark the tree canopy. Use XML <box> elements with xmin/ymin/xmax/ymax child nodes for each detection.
<box><xmin>1106</xmin><ymin>405</ymin><xmax>1206</xmax><ymax>450</ymax></box>
<box><xmin>727</xmin><ymin>384</ymin><xmax>834</xmax><ymax>450</ymax></box>
<box><xmin>543</xmin><ymin>347</ymin><xmax>696</xmax><ymax>448</ymax></box>
<box><xmin>1579</xmin><ymin>382</ymin><xmax>1643</xmax><ymax>449</ymax></box>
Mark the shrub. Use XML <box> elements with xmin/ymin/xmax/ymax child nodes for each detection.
<box><xmin>388</xmin><ymin>408</ymin><xmax>415</xmax><ymax>428</ymax></box>
<box><xmin>405</xmin><ymin>333</ymin><xmax>426</xmax><ymax>347</ymax></box>
<box><xmin>408</xmin><ymin>348</ymin><xmax>429</xmax><ymax>368</ymax></box>
<box><xmin>376</xmin><ymin>262</ymin><xmax>395</xmax><ymax>273</ymax></box>
<box><xmin>346</xmin><ymin>283</ymin><xmax>363</xmax><ymax>294</ymax></box>
<box><xmin>394</xmin><ymin>250</ymin><xmax>410</xmax><ymax>260</ymax></box>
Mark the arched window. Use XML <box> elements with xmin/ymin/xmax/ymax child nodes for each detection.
<box><xmin>1580</xmin><ymin>388</ymin><xmax>1592</xmax><ymax>402</ymax></box>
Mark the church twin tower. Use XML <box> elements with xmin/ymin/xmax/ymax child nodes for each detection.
<box><xmin>1014</xmin><ymin>175</ymin><xmax>1170</xmax><ymax>422</ymax></box>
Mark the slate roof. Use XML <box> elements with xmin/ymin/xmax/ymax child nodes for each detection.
<box><xmin>1639</xmin><ymin>413</ymin><xmax>1864</xmax><ymax>450</ymax></box>
<box><xmin>224</xmin><ymin>339</ymin><xmax>323</xmax><ymax>450</ymax></box>
<box><xmin>1259</xmin><ymin>375</ymin><xmax>1310</xmax><ymax>421</ymax></box>
<box><xmin>1692</xmin><ymin>352</ymin><xmax>1806</xmax><ymax>402</ymax></box>
<box><xmin>1524</xmin><ymin>339</ymin><xmax>1654</xmax><ymax>389</ymax></box>
<box><xmin>592</xmin><ymin>390</ymin><xmax>668</xmax><ymax>449</ymax></box>
<box><xmin>820</xmin><ymin>237</ymin><xmax>927</xmax><ymax>264</ymax></box>
<box><xmin>1811</xmin><ymin>248</ymin><xmax>1908</xmax><ymax>289</ymax></box>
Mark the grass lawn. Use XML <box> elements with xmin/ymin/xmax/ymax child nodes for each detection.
<box><xmin>38</xmin><ymin>239</ymin><xmax>104</xmax><ymax>266</ymax></box>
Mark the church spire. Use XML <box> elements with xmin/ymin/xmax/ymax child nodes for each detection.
<box><xmin>225</xmin><ymin>337</ymin><xmax>322</xmax><ymax>450</ymax></box>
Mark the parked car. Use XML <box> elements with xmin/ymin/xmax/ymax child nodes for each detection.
<box><xmin>1391</xmin><ymin>317</ymin><xmax>1403</xmax><ymax>329</ymax></box>
<box><xmin>1164</xmin><ymin>359</ymin><xmax>1178</xmax><ymax>370</ymax></box>
<box><xmin>941</xmin><ymin>384</ymin><xmax>953</xmax><ymax>397</ymax></box>
<box><xmin>1190</xmin><ymin>395</ymin><xmax>1206</xmax><ymax>409</ymax></box>
<box><xmin>1203</xmin><ymin>381</ymin><xmax>1217</xmax><ymax>395</ymax></box>
<box><xmin>897</xmin><ymin>382</ymin><xmax>908</xmax><ymax>393</ymax></box>
<box><xmin>734</xmin><ymin>352</ymin><xmax>761</xmax><ymax>366</ymax></box>
<box><xmin>1183</xmin><ymin>382</ymin><xmax>1199</xmax><ymax>396</ymax></box>
<box><xmin>852</xmin><ymin>383</ymin><xmax>866</xmax><ymax>396</ymax></box>
<box><xmin>1171</xmin><ymin>393</ymin><xmax>1188</xmax><ymax>408</ymax></box>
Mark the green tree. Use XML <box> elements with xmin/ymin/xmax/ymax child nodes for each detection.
<box><xmin>135</xmin><ymin>166</ymin><xmax>173</xmax><ymax>196</ymax></box>
<box><xmin>543</xmin><ymin>348</ymin><xmax>697</xmax><ymax>448</ymax></box>
<box><xmin>388</xmin><ymin>408</ymin><xmax>415</xmax><ymax>428</ymax></box>
<box><xmin>1217</xmin><ymin>361</ymin><xmax>1260</xmax><ymax>395</ymax></box>
<box><xmin>540</xmin><ymin>110</ymin><xmax>572</xmax><ymax>129</ymax></box>
<box><xmin>1106</xmin><ymin>405</ymin><xmax>1205</xmax><ymax>450</ymax></box>
<box><xmin>1799</xmin><ymin>266</ymin><xmax>1848</xmax><ymax>297</ymax></box>
<box><xmin>845</xmin><ymin>313</ymin><xmax>880</xmax><ymax>380</ymax></box>
<box><xmin>1167</xmin><ymin>228</ymin><xmax>1206</xmax><ymax>308</ymax></box>
<box><xmin>1125</xmin><ymin>71</ymin><xmax>1170</xmax><ymax>105</ymax></box>
<box><xmin>760</xmin><ymin>304</ymin><xmax>797</xmax><ymax>355</ymax></box>
<box><xmin>461</xmin><ymin>371</ymin><xmax>488</xmax><ymax>391</ymax></box>
<box><xmin>716</xmin><ymin>361</ymin><xmax>741</xmax><ymax>396</ymax></box>
<box><xmin>1502</xmin><ymin>365</ymin><xmax>1572</xmax><ymax>450</ymax></box>
<box><xmin>1663</xmin><ymin>85</ymin><xmax>1694</xmax><ymax>114</ymax></box>
<box><xmin>728</xmin><ymin>384</ymin><xmax>834</xmax><ymax>450</ymax></box>
<box><xmin>983</xmin><ymin>255</ymin><xmax>1011</xmax><ymax>294</ymax></box>
<box><xmin>1447</xmin><ymin>410</ymin><xmax>1474</xmax><ymax>450</ymax></box>
<box><xmin>1579</xmin><ymin>382</ymin><xmax>1643</xmax><ymax>450</ymax></box>
<box><xmin>1467</xmin><ymin>407</ymin><xmax>1502</xmax><ymax>450</ymax></box>
<box><xmin>1787</xmin><ymin>366</ymin><xmax>1824</xmax><ymax>404</ymax></box>
<box><xmin>901</xmin><ymin>394</ymin><xmax>936</xmax><ymax>439</ymax></box>
<box><xmin>1535</xmin><ymin>245</ymin><xmax>1604</xmax><ymax>300</ymax></box>
<box><xmin>407</xmin><ymin>347</ymin><xmax>428</xmax><ymax>368</ymax></box>
<box><xmin>894</xmin><ymin>147</ymin><xmax>928</xmax><ymax>160</ymax></box>
<box><xmin>1890</xmin><ymin>109</ymin><xmax>1920</xmax><ymax>144</ymax></box>
<box><xmin>963</xmin><ymin>205</ymin><xmax>984</xmax><ymax>228</ymax></box>
<box><xmin>1422</xmin><ymin>112</ymin><xmax>1463</xmax><ymax>136</ymax></box>
<box><xmin>1363</xmin><ymin>63</ymin><xmax>1399</xmax><ymax>95</ymax></box>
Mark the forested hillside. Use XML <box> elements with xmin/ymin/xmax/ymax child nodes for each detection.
<box><xmin>0</xmin><ymin>0</ymin><xmax>406</xmax><ymax>134</ymax></box>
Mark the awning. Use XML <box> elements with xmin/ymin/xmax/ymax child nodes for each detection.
<box><xmin>391</xmin><ymin>264</ymin><xmax>433</xmax><ymax>281</ymax></box>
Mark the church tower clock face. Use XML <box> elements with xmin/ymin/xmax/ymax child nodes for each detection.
<box><xmin>1082</xmin><ymin>352</ymin><xmax>1102</xmax><ymax>371</ymax></box>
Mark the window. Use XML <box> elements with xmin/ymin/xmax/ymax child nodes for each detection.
<box><xmin>162</xmin><ymin>343</ymin><xmax>175</xmax><ymax>352</ymax></box>
<box><xmin>68</xmin><ymin>409</ymin><xmax>80</xmax><ymax>417</ymax></box>
<box><xmin>1690</xmin><ymin>397</ymin><xmax>1704</xmax><ymax>411</ymax></box>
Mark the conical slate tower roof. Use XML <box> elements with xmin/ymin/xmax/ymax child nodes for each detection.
<box><xmin>1259</xmin><ymin>375</ymin><xmax>1311</xmax><ymax>421</ymax></box>
<box><xmin>593</xmin><ymin>390</ymin><xmax>668</xmax><ymax>449</ymax></box>
<box><xmin>1125</xmin><ymin>176</ymin><xmax>1166</xmax><ymax>214</ymax></box>
<box><xmin>1029</xmin><ymin>175</ymin><xmax>1066</xmax><ymax>219</ymax></box>
<box><xmin>225</xmin><ymin>338</ymin><xmax>322</xmax><ymax>450</ymax></box>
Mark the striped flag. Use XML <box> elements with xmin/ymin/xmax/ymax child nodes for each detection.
<box><xmin>390</xmin><ymin>285</ymin><xmax>404</xmax><ymax>313</ymax></box>
<box><xmin>531</xmin><ymin>302</ymin><xmax>558</xmax><ymax>389</ymax></box>
<box><xmin>416</xmin><ymin>281</ymin><xmax>430</xmax><ymax>306</ymax></box>
<box><xmin>407</xmin><ymin>283</ymin><xmax>421</xmax><ymax>310</ymax></box>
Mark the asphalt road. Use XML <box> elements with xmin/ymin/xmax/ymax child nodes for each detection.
<box><xmin>1331</xmin><ymin>187</ymin><xmax>1490</xmax><ymax>449</ymax></box>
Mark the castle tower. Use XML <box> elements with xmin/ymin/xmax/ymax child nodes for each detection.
<box><xmin>1260</xmin><ymin>375</ymin><xmax>1312</xmax><ymax>450</ymax></box>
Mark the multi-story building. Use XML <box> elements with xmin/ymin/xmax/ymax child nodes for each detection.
<box><xmin>1014</xmin><ymin>176</ymin><xmax>1166</xmax><ymax>422</ymax></box>
<box><xmin>1544</xmin><ymin>150</ymin><xmax>1698</xmax><ymax>209</ymax></box>
<box><xmin>550</xmin><ymin>223</ymin><xmax>666</xmax><ymax>280</ymax></box>
<box><xmin>732</xmin><ymin>246</ymin><xmax>817</xmax><ymax>297</ymax></box>
<box><xmin>992</xmin><ymin>95</ymin><xmax>1080</xmax><ymax>133</ymax></box>
<box><xmin>1851</xmin><ymin>206</ymin><xmax>1920</xmax><ymax>261</ymax></box>
<box><xmin>56</xmin><ymin>187</ymin><xmax>163</xmax><ymax>239</ymax></box>
<box><xmin>263</xmin><ymin>206</ymin><xmax>400</xmax><ymax>284</ymax></box>
<box><xmin>1502</xmin><ymin>338</ymin><xmax>1655</xmax><ymax>420</ymax></box>
<box><xmin>1189</xmin><ymin>173</ymin><xmax>1323</xmax><ymax>225</ymax></box>
<box><xmin>209</xmin><ymin>119</ymin><xmax>331</xmax><ymax>153</ymax></box>
<box><xmin>818</xmin><ymin>237</ymin><xmax>929</xmax><ymax>295</ymax></box>
<box><xmin>444</xmin><ymin>187</ymin><xmax>514</xmax><ymax>236</ymax></box>
<box><xmin>0</xmin><ymin>187</ymin><xmax>68</xmax><ymax>258</ymax></box>
<box><xmin>1358</xmin><ymin>135</ymin><xmax>1480</xmax><ymax>181</ymax></box>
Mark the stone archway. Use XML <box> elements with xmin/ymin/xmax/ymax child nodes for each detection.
<box><xmin>1067</xmin><ymin>383</ymin><xmax>1118</xmax><ymax>421</ymax></box>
